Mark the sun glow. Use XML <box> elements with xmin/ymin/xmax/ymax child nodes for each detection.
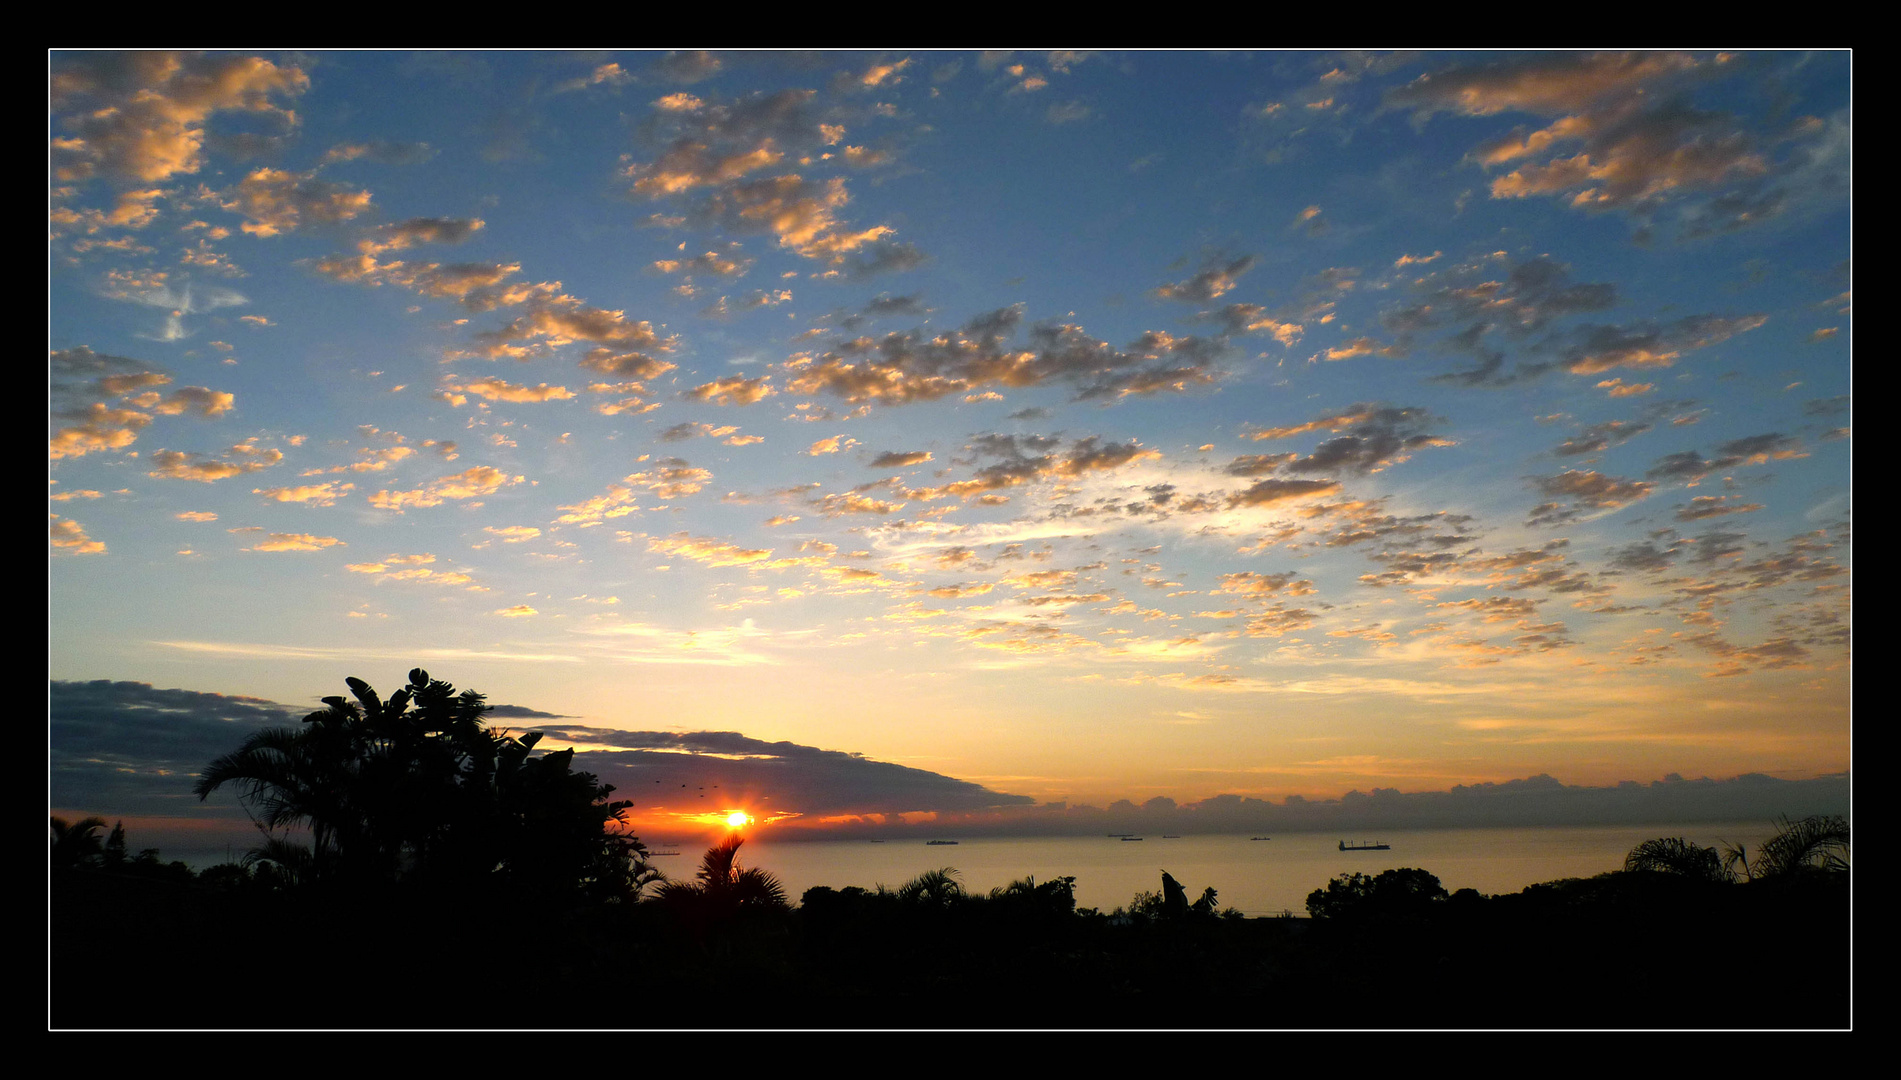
<box><xmin>725</xmin><ymin>811</ymin><xmax>753</xmax><ymax>828</ymax></box>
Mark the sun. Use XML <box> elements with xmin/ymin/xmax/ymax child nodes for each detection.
<box><xmin>725</xmin><ymin>811</ymin><xmax>753</xmax><ymax>828</ymax></box>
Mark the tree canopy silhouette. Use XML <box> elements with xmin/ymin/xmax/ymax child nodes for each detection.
<box><xmin>1306</xmin><ymin>867</ymin><xmax>1449</xmax><ymax>921</ymax></box>
<box><xmin>193</xmin><ymin>668</ymin><xmax>654</xmax><ymax>902</ymax></box>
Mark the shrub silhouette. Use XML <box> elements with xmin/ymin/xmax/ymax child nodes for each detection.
<box><xmin>193</xmin><ymin>668</ymin><xmax>654</xmax><ymax>901</ymax></box>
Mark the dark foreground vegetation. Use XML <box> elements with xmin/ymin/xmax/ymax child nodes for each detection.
<box><xmin>50</xmin><ymin>672</ymin><xmax>1850</xmax><ymax>1030</ymax></box>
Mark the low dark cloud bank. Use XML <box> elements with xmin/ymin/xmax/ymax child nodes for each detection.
<box><xmin>50</xmin><ymin>680</ymin><xmax>301</xmax><ymax>822</ymax></box>
<box><xmin>895</xmin><ymin>772</ymin><xmax>1850</xmax><ymax>842</ymax></box>
<box><xmin>541</xmin><ymin>727</ymin><xmax>1036</xmax><ymax>820</ymax></box>
<box><xmin>53</xmin><ymin>681</ymin><xmax>1846</xmax><ymax>850</ymax></box>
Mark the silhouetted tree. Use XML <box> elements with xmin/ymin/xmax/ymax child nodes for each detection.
<box><xmin>1159</xmin><ymin>870</ymin><xmax>1189</xmax><ymax>919</ymax></box>
<box><xmin>1306</xmin><ymin>867</ymin><xmax>1449</xmax><ymax>921</ymax></box>
<box><xmin>1623</xmin><ymin>837</ymin><xmax>1730</xmax><ymax>883</ymax></box>
<box><xmin>898</xmin><ymin>867</ymin><xmax>965</xmax><ymax>907</ymax></box>
<box><xmin>987</xmin><ymin>875</ymin><xmax>1077</xmax><ymax>919</ymax></box>
<box><xmin>50</xmin><ymin>816</ymin><xmax>108</xmax><ymax>869</ymax></box>
<box><xmin>1191</xmin><ymin>886</ymin><xmax>1220</xmax><ymax>918</ymax></box>
<box><xmin>657</xmin><ymin>834</ymin><xmax>788</xmax><ymax>925</ymax></box>
<box><xmin>194</xmin><ymin>668</ymin><xmax>653</xmax><ymax>901</ymax></box>
<box><xmin>1752</xmin><ymin>814</ymin><xmax>1850</xmax><ymax>879</ymax></box>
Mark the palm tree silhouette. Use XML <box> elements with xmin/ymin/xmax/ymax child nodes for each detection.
<box><xmin>195</xmin><ymin>668</ymin><xmax>653</xmax><ymax>898</ymax></box>
<box><xmin>657</xmin><ymin>833</ymin><xmax>788</xmax><ymax>919</ymax></box>
<box><xmin>1751</xmin><ymin>814</ymin><xmax>1850</xmax><ymax>879</ymax></box>
<box><xmin>1623</xmin><ymin>836</ymin><xmax>1730</xmax><ymax>883</ymax></box>
<box><xmin>50</xmin><ymin>816</ymin><xmax>108</xmax><ymax>868</ymax></box>
<box><xmin>897</xmin><ymin>867</ymin><xmax>964</xmax><ymax>907</ymax></box>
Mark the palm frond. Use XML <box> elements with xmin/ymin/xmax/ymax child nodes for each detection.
<box><xmin>1623</xmin><ymin>836</ymin><xmax>1729</xmax><ymax>882</ymax></box>
<box><xmin>898</xmin><ymin>867</ymin><xmax>964</xmax><ymax>905</ymax></box>
<box><xmin>1756</xmin><ymin>814</ymin><xmax>1850</xmax><ymax>878</ymax></box>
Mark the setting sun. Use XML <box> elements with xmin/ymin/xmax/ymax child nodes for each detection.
<box><xmin>726</xmin><ymin>811</ymin><xmax>753</xmax><ymax>829</ymax></box>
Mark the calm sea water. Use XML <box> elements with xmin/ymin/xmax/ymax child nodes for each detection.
<box><xmin>672</xmin><ymin>823</ymin><xmax>1788</xmax><ymax>916</ymax></box>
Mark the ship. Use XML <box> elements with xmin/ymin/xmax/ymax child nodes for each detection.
<box><xmin>1338</xmin><ymin>840</ymin><xmax>1391</xmax><ymax>851</ymax></box>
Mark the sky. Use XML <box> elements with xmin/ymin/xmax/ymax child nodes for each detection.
<box><xmin>49</xmin><ymin>50</ymin><xmax>1851</xmax><ymax>844</ymax></box>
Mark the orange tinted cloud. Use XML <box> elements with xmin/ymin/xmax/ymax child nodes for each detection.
<box><xmin>52</xmin><ymin>52</ymin><xmax>309</xmax><ymax>183</ymax></box>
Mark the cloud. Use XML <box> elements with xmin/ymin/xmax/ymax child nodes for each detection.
<box><xmin>347</xmin><ymin>553</ymin><xmax>475</xmax><ymax>586</ymax></box>
<box><xmin>806</xmin><ymin>435</ymin><xmax>855</xmax><ymax>456</ymax></box>
<box><xmin>1645</xmin><ymin>433</ymin><xmax>1806</xmax><ymax>485</ymax></box>
<box><xmin>651</xmin><ymin>51</ymin><xmax>723</xmax><ymax>84</ymax></box>
<box><xmin>221</xmin><ymin>167</ymin><xmax>373</xmax><ymax>237</ymax></box>
<box><xmin>869</xmin><ymin>450</ymin><xmax>933</xmax><ymax>468</ymax></box>
<box><xmin>541</xmin><ymin>726</ymin><xmax>1041</xmax><ymax>821</ymax></box>
<box><xmin>50</xmin><ymin>515</ymin><xmax>106</xmax><ymax>555</ymax></box>
<box><xmin>443</xmin><ymin>376</ymin><xmax>575</xmax><ymax>403</ymax></box>
<box><xmin>471</xmin><ymin>294</ymin><xmax>675</xmax><ymax>360</ymax></box>
<box><xmin>686</xmin><ymin>374</ymin><xmax>775</xmax><ymax>405</ymax></box>
<box><xmin>1155</xmin><ymin>255</ymin><xmax>1256</xmax><ymax>304</ymax></box>
<box><xmin>648</xmin><ymin>533</ymin><xmax>775</xmax><ymax>567</ymax></box>
<box><xmin>358</xmin><ymin>217</ymin><xmax>485</xmax><ymax>254</ymax></box>
<box><xmin>1710</xmin><ymin>432</ymin><xmax>1805</xmax><ymax>467</ymax></box>
<box><xmin>50</xmin><ymin>403</ymin><xmax>151</xmax><ymax>460</ymax></box>
<box><xmin>51</xmin><ymin>52</ymin><xmax>309</xmax><ymax>183</ymax></box>
<box><xmin>1319</xmin><ymin>337</ymin><xmax>1407</xmax><ymax>362</ymax></box>
<box><xmin>1676</xmin><ymin>495</ymin><xmax>1764</xmax><ymax>521</ymax></box>
<box><xmin>50</xmin><ymin>678</ymin><xmax>303</xmax><ymax>819</ymax></box>
<box><xmin>553</xmin><ymin>62</ymin><xmax>636</xmax><ymax>95</ymax></box>
<box><xmin>660</xmin><ymin>422</ymin><xmax>739</xmax><ymax>443</ymax></box>
<box><xmin>783</xmin><ymin>305</ymin><xmax>1231</xmax><ymax>408</ymax></box>
<box><xmin>49</xmin><ymin>347</ymin><xmax>238</xmax><ymax>459</ymax></box>
<box><xmin>368</xmin><ymin>465</ymin><xmax>524</xmax><ymax>510</ymax></box>
<box><xmin>580</xmin><ymin>348</ymin><xmax>678</xmax><ymax>382</ymax></box>
<box><xmin>1557</xmin><ymin>314</ymin><xmax>1766</xmax><ymax>374</ymax></box>
<box><xmin>1215</xmin><ymin>571</ymin><xmax>1317</xmax><ymax>600</ymax></box>
<box><xmin>1206</xmin><ymin>304</ymin><xmax>1304</xmax><ymax>346</ymax></box>
<box><xmin>901</xmin><ymin>434</ymin><xmax>1162</xmax><ymax>505</ymax></box>
<box><xmin>554</xmin><ymin>462</ymin><xmax>713</xmax><ymax>525</ymax></box>
<box><xmin>321</xmin><ymin>140</ymin><xmax>436</xmax><ymax>166</ymax></box>
<box><xmin>1390</xmin><ymin>254</ymin><xmax>1618</xmax><ymax>340</ymax></box>
<box><xmin>1389</xmin><ymin>52</ymin><xmax>1699</xmax><ymax>121</ymax></box>
<box><xmin>1046</xmin><ymin>100</ymin><xmax>1091</xmax><ymax>125</ymax></box>
<box><xmin>1228</xmin><ymin>478</ymin><xmax>1343</xmax><ymax>508</ymax></box>
<box><xmin>253</xmin><ymin>482</ymin><xmax>354</xmax><ymax>506</ymax></box>
<box><xmin>1387</xmin><ymin>52</ymin><xmax>1842</xmax><ymax>236</ymax></box>
<box><xmin>245</xmin><ymin>532</ymin><xmax>346</xmax><ymax>553</ymax></box>
<box><xmin>55</xmin><ymin>674</ymin><xmax>1846</xmax><ymax>837</ymax></box>
<box><xmin>624</xmin><ymin>87</ymin><xmax>917</xmax><ymax>267</ymax></box>
<box><xmin>146</xmin><ymin>441</ymin><xmax>284</xmax><ymax>482</ymax></box>
<box><xmin>1244</xmin><ymin>403</ymin><xmax>1454</xmax><ymax>477</ymax></box>
<box><xmin>1553</xmin><ymin>419</ymin><xmax>1652</xmax><ymax>456</ymax></box>
<box><xmin>652</xmin><ymin>243</ymin><xmax>753</xmax><ymax>278</ymax></box>
<box><xmin>861</xmin><ymin>294</ymin><xmax>928</xmax><ymax>321</ymax></box>
<box><xmin>1527</xmin><ymin>469</ymin><xmax>1655</xmax><ymax>525</ymax></box>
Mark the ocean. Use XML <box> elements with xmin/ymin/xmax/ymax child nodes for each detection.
<box><xmin>688</xmin><ymin>822</ymin><xmax>1793</xmax><ymax>916</ymax></box>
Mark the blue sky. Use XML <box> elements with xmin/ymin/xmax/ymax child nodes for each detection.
<box><xmin>50</xmin><ymin>51</ymin><xmax>1850</xmax><ymax>836</ymax></box>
